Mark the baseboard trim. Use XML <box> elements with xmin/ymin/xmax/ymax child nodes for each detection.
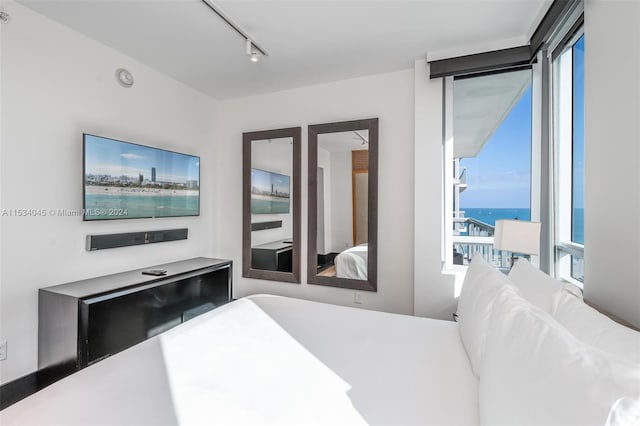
<box><xmin>0</xmin><ymin>365</ymin><xmax>72</xmax><ymax>410</ymax></box>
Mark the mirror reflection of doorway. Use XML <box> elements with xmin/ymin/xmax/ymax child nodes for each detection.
<box><xmin>307</xmin><ymin>118</ymin><xmax>378</xmax><ymax>291</ymax></box>
<box><xmin>315</xmin><ymin>133</ymin><xmax>370</xmax><ymax>279</ymax></box>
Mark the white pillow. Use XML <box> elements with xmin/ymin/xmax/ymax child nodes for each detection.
<box><xmin>457</xmin><ymin>253</ymin><xmax>517</xmax><ymax>377</ymax></box>
<box><xmin>480</xmin><ymin>288</ymin><xmax>640</xmax><ymax>426</ymax></box>
<box><xmin>508</xmin><ymin>257</ymin><xmax>582</xmax><ymax>313</ymax></box>
<box><xmin>553</xmin><ymin>290</ymin><xmax>640</xmax><ymax>364</ymax></box>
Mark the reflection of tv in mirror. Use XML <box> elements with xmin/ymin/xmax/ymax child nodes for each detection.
<box><xmin>83</xmin><ymin>134</ymin><xmax>200</xmax><ymax>221</ymax></box>
<box><xmin>251</xmin><ymin>168</ymin><xmax>290</xmax><ymax>214</ymax></box>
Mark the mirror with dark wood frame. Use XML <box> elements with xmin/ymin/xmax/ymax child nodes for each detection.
<box><xmin>243</xmin><ymin>127</ymin><xmax>301</xmax><ymax>283</ymax></box>
<box><xmin>307</xmin><ymin>118</ymin><xmax>378</xmax><ymax>291</ymax></box>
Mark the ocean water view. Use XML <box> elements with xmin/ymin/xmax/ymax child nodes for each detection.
<box><xmin>461</xmin><ymin>207</ymin><xmax>584</xmax><ymax>244</ymax></box>
<box><xmin>462</xmin><ymin>208</ymin><xmax>531</xmax><ymax>226</ymax></box>
<box><xmin>251</xmin><ymin>198</ymin><xmax>289</xmax><ymax>214</ymax></box>
<box><xmin>86</xmin><ymin>194</ymin><xmax>199</xmax><ymax>220</ymax></box>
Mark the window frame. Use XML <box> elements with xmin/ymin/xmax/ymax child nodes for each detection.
<box><xmin>550</xmin><ymin>22</ymin><xmax>585</xmax><ymax>287</ymax></box>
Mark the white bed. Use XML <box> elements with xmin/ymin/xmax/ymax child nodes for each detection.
<box><xmin>335</xmin><ymin>243</ymin><xmax>368</xmax><ymax>279</ymax></box>
<box><xmin>0</xmin><ymin>294</ymin><xmax>479</xmax><ymax>426</ymax></box>
<box><xmin>4</xmin><ymin>258</ymin><xmax>637</xmax><ymax>425</ymax></box>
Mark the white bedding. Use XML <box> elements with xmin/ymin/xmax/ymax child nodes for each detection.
<box><xmin>335</xmin><ymin>243</ymin><xmax>368</xmax><ymax>279</ymax></box>
<box><xmin>1</xmin><ymin>295</ymin><xmax>478</xmax><ymax>426</ymax></box>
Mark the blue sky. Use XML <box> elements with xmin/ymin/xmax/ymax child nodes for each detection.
<box><xmin>459</xmin><ymin>85</ymin><xmax>532</xmax><ymax>209</ymax></box>
<box><xmin>460</xmin><ymin>37</ymin><xmax>584</xmax><ymax>211</ymax></box>
<box><xmin>85</xmin><ymin>134</ymin><xmax>199</xmax><ymax>183</ymax></box>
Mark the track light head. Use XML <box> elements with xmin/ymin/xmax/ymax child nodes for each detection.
<box><xmin>246</xmin><ymin>39</ymin><xmax>260</xmax><ymax>63</ymax></box>
<box><xmin>202</xmin><ymin>1</ymin><xmax>269</xmax><ymax>63</ymax></box>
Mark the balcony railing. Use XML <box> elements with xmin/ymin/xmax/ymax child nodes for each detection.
<box><xmin>557</xmin><ymin>241</ymin><xmax>584</xmax><ymax>283</ymax></box>
<box><xmin>453</xmin><ymin>235</ymin><xmax>515</xmax><ymax>271</ymax></box>
<box><xmin>452</xmin><ymin>216</ymin><xmax>532</xmax><ymax>271</ymax></box>
<box><xmin>453</xmin><ymin>216</ymin><xmax>494</xmax><ymax>237</ymax></box>
<box><xmin>458</xmin><ymin>167</ymin><xmax>467</xmax><ymax>185</ymax></box>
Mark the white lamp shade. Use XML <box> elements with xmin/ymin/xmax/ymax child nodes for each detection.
<box><xmin>493</xmin><ymin>220</ymin><xmax>541</xmax><ymax>256</ymax></box>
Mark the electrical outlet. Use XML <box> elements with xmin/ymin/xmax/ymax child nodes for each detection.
<box><xmin>0</xmin><ymin>340</ymin><xmax>7</xmax><ymax>361</ymax></box>
<box><xmin>354</xmin><ymin>292</ymin><xmax>363</xmax><ymax>304</ymax></box>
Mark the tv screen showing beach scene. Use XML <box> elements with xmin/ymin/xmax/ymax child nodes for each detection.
<box><xmin>83</xmin><ymin>134</ymin><xmax>200</xmax><ymax>221</ymax></box>
<box><xmin>251</xmin><ymin>168</ymin><xmax>290</xmax><ymax>214</ymax></box>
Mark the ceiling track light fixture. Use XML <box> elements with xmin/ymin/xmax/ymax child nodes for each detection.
<box><xmin>246</xmin><ymin>39</ymin><xmax>260</xmax><ymax>63</ymax></box>
<box><xmin>353</xmin><ymin>131</ymin><xmax>369</xmax><ymax>146</ymax></box>
<box><xmin>200</xmin><ymin>0</ymin><xmax>268</xmax><ymax>63</ymax></box>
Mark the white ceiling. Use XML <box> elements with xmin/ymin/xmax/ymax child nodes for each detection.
<box><xmin>454</xmin><ymin>69</ymin><xmax>531</xmax><ymax>158</ymax></box>
<box><xmin>319</xmin><ymin>130</ymin><xmax>369</xmax><ymax>153</ymax></box>
<box><xmin>18</xmin><ymin>0</ymin><xmax>551</xmax><ymax>100</ymax></box>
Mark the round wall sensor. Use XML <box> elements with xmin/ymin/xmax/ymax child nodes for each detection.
<box><xmin>115</xmin><ymin>68</ymin><xmax>134</xmax><ymax>88</ymax></box>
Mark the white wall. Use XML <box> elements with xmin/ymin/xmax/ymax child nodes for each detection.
<box><xmin>213</xmin><ymin>69</ymin><xmax>415</xmax><ymax>315</ymax></box>
<box><xmin>413</xmin><ymin>60</ymin><xmax>459</xmax><ymax>319</ymax></box>
<box><xmin>317</xmin><ymin>148</ymin><xmax>332</xmax><ymax>254</ymax></box>
<box><xmin>583</xmin><ymin>0</ymin><xmax>640</xmax><ymax>328</ymax></box>
<box><xmin>0</xmin><ymin>2</ymin><xmax>217</xmax><ymax>383</ymax></box>
<box><xmin>329</xmin><ymin>150</ymin><xmax>353</xmax><ymax>253</ymax></box>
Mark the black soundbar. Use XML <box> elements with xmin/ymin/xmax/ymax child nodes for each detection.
<box><xmin>251</xmin><ymin>221</ymin><xmax>282</xmax><ymax>231</ymax></box>
<box><xmin>86</xmin><ymin>228</ymin><xmax>188</xmax><ymax>251</ymax></box>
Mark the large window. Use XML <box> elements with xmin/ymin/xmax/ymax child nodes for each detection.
<box><xmin>433</xmin><ymin>1</ymin><xmax>586</xmax><ymax>286</ymax></box>
<box><xmin>444</xmin><ymin>69</ymin><xmax>533</xmax><ymax>270</ymax></box>
<box><xmin>553</xmin><ymin>28</ymin><xmax>585</xmax><ymax>284</ymax></box>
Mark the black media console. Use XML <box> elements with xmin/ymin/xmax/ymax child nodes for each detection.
<box><xmin>251</xmin><ymin>240</ymin><xmax>293</xmax><ymax>272</ymax></box>
<box><xmin>38</xmin><ymin>257</ymin><xmax>232</xmax><ymax>375</ymax></box>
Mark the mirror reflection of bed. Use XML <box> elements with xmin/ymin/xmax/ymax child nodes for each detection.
<box><xmin>316</xmin><ymin>130</ymin><xmax>369</xmax><ymax>280</ymax></box>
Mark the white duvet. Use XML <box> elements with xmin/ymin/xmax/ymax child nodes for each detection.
<box><xmin>335</xmin><ymin>243</ymin><xmax>368</xmax><ymax>280</ymax></box>
<box><xmin>1</xmin><ymin>295</ymin><xmax>479</xmax><ymax>426</ymax></box>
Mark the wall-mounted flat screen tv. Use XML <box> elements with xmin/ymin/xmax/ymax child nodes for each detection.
<box><xmin>250</xmin><ymin>168</ymin><xmax>290</xmax><ymax>214</ymax></box>
<box><xmin>83</xmin><ymin>134</ymin><xmax>200</xmax><ymax>221</ymax></box>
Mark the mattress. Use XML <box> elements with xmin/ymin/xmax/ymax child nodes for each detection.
<box><xmin>335</xmin><ymin>244</ymin><xmax>368</xmax><ymax>279</ymax></box>
<box><xmin>0</xmin><ymin>295</ymin><xmax>479</xmax><ymax>426</ymax></box>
